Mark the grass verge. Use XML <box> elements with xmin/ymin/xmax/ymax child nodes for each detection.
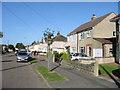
<box><xmin>99</xmin><ymin>64</ymin><xmax>119</xmax><ymax>75</ymax></box>
<box><xmin>28</xmin><ymin>60</ymin><xmax>38</xmax><ymax>64</ymax></box>
<box><xmin>36</xmin><ymin>66</ymin><xmax>67</xmax><ymax>81</ymax></box>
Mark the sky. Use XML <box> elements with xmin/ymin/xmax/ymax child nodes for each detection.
<box><xmin>2</xmin><ymin>2</ymin><xmax>118</xmax><ymax>46</ymax></box>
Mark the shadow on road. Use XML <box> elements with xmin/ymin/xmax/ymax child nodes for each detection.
<box><xmin>100</xmin><ymin>65</ymin><xmax>120</xmax><ymax>88</ymax></box>
<box><xmin>1</xmin><ymin>64</ymin><xmax>30</xmax><ymax>71</ymax></box>
<box><xmin>50</xmin><ymin>64</ymin><xmax>61</xmax><ymax>72</ymax></box>
<box><xmin>112</xmin><ymin>69</ymin><xmax>120</xmax><ymax>79</ymax></box>
<box><xmin>2</xmin><ymin>60</ymin><xmax>13</xmax><ymax>62</ymax></box>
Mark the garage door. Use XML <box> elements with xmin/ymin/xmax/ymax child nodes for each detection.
<box><xmin>93</xmin><ymin>48</ymin><xmax>103</xmax><ymax>57</ymax></box>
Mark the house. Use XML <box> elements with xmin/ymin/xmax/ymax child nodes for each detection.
<box><xmin>110</xmin><ymin>14</ymin><xmax>120</xmax><ymax>63</ymax></box>
<box><xmin>65</xmin><ymin>33</ymin><xmax>77</xmax><ymax>54</ymax></box>
<box><xmin>28</xmin><ymin>39</ymin><xmax>47</xmax><ymax>52</ymax></box>
<box><xmin>0</xmin><ymin>44</ymin><xmax>7</xmax><ymax>51</ymax></box>
<box><xmin>68</xmin><ymin>12</ymin><xmax>116</xmax><ymax>57</ymax></box>
<box><xmin>50</xmin><ymin>32</ymin><xmax>67</xmax><ymax>53</ymax></box>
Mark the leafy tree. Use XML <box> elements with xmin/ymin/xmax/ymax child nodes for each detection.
<box><xmin>0</xmin><ymin>32</ymin><xmax>3</xmax><ymax>38</ymax></box>
<box><xmin>15</xmin><ymin>43</ymin><xmax>25</xmax><ymax>49</ymax></box>
<box><xmin>8</xmin><ymin>44</ymin><xmax>14</xmax><ymax>49</ymax></box>
<box><xmin>31</xmin><ymin>41</ymin><xmax>36</xmax><ymax>45</ymax></box>
<box><xmin>43</xmin><ymin>28</ymin><xmax>54</xmax><ymax>45</ymax></box>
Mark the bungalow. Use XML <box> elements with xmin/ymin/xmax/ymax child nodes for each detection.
<box><xmin>68</xmin><ymin>12</ymin><xmax>116</xmax><ymax>57</ymax></box>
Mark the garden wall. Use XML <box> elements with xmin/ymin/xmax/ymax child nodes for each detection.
<box><xmin>95</xmin><ymin>57</ymin><xmax>115</xmax><ymax>64</ymax></box>
<box><xmin>61</xmin><ymin>60</ymin><xmax>98</xmax><ymax>76</ymax></box>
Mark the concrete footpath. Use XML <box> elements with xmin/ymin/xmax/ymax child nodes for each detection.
<box><xmin>32</xmin><ymin>55</ymin><xmax>119</xmax><ymax>88</ymax></box>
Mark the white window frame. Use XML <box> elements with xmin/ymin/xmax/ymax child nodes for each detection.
<box><xmin>72</xmin><ymin>47</ymin><xmax>76</xmax><ymax>53</ymax></box>
<box><xmin>87</xmin><ymin>31</ymin><xmax>92</xmax><ymax>37</ymax></box>
<box><xmin>80</xmin><ymin>33</ymin><xmax>84</xmax><ymax>40</ymax></box>
<box><xmin>79</xmin><ymin>47</ymin><xmax>85</xmax><ymax>54</ymax></box>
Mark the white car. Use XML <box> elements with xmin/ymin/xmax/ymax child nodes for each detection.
<box><xmin>69</xmin><ymin>53</ymin><xmax>94</xmax><ymax>61</ymax></box>
<box><xmin>37</xmin><ymin>51</ymin><xmax>46</xmax><ymax>56</ymax></box>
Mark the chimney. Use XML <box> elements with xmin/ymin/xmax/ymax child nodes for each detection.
<box><xmin>91</xmin><ymin>14</ymin><xmax>96</xmax><ymax>20</ymax></box>
<box><xmin>57</xmin><ymin>32</ymin><xmax>60</xmax><ymax>35</ymax></box>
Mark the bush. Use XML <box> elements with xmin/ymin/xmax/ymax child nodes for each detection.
<box><xmin>60</xmin><ymin>52</ymin><xmax>66</xmax><ymax>57</ymax></box>
<box><xmin>61</xmin><ymin>52</ymin><xmax>70</xmax><ymax>61</ymax></box>
<box><xmin>53</xmin><ymin>51</ymin><xmax>60</xmax><ymax>62</ymax></box>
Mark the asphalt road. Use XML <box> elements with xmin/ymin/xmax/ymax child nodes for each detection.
<box><xmin>2</xmin><ymin>53</ymin><xmax>48</xmax><ymax>88</ymax></box>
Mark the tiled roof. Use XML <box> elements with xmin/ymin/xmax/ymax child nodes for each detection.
<box><xmin>93</xmin><ymin>38</ymin><xmax>112</xmax><ymax>44</ymax></box>
<box><xmin>68</xmin><ymin>12</ymin><xmax>115</xmax><ymax>36</ymax></box>
<box><xmin>110</xmin><ymin>14</ymin><xmax>120</xmax><ymax>22</ymax></box>
<box><xmin>52</xmin><ymin>34</ymin><xmax>67</xmax><ymax>42</ymax></box>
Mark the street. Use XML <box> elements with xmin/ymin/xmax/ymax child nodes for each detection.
<box><xmin>1</xmin><ymin>52</ymin><xmax>119</xmax><ymax>88</ymax></box>
<box><xmin>2</xmin><ymin>53</ymin><xmax>48</xmax><ymax>88</ymax></box>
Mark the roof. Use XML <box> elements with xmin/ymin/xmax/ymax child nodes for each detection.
<box><xmin>52</xmin><ymin>34</ymin><xmax>67</xmax><ymax>42</ymax></box>
<box><xmin>110</xmin><ymin>14</ymin><xmax>120</xmax><ymax>22</ymax></box>
<box><xmin>93</xmin><ymin>38</ymin><xmax>112</xmax><ymax>44</ymax></box>
<box><xmin>68</xmin><ymin>12</ymin><xmax>115</xmax><ymax>36</ymax></box>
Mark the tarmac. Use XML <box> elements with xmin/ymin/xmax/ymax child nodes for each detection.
<box><xmin>32</xmin><ymin>55</ymin><xmax>120</xmax><ymax>88</ymax></box>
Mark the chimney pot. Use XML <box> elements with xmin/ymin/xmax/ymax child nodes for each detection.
<box><xmin>91</xmin><ymin>14</ymin><xmax>96</xmax><ymax>20</ymax></box>
<box><xmin>57</xmin><ymin>32</ymin><xmax>60</xmax><ymax>35</ymax></box>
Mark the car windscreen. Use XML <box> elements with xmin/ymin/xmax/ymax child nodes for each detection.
<box><xmin>18</xmin><ymin>53</ymin><xmax>27</xmax><ymax>55</ymax></box>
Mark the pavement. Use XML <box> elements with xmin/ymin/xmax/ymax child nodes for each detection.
<box><xmin>32</xmin><ymin>55</ymin><xmax>120</xmax><ymax>88</ymax></box>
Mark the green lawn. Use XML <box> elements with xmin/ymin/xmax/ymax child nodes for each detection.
<box><xmin>28</xmin><ymin>60</ymin><xmax>38</xmax><ymax>64</ymax></box>
<box><xmin>99</xmin><ymin>64</ymin><xmax>119</xmax><ymax>75</ymax></box>
<box><xmin>36</xmin><ymin>66</ymin><xmax>67</xmax><ymax>81</ymax></box>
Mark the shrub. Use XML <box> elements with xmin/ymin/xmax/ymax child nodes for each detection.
<box><xmin>60</xmin><ymin>52</ymin><xmax>66</xmax><ymax>57</ymax></box>
<box><xmin>61</xmin><ymin>52</ymin><xmax>70</xmax><ymax>61</ymax></box>
<box><xmin>53</xmin><ymin>51</ymin><xmax>60</xmax><ymax>60</ymax></box>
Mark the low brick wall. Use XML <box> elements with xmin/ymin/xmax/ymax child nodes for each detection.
<box><xmin>61</xmin><ymin>60</ymin><xmax>98</xmax><ymax>76</ymax></box>
<box><xmin>95</xmin><ymin>57</ymin><xmax>115</xmax><ymax>64</ymax></box>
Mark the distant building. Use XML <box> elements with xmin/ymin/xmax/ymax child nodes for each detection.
<box><xmin>50</xmin><ymin>32</ymin><xmax>67</xmax><ymax>53</ymax></box>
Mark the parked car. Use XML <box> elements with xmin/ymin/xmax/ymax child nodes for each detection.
<box><xmin>15</xmin><ymin>50</ymin><xmax>19</xmax><ymax>55</ymax></box>
<box><xmin>69</xmin><ymin>53</ymin><xmax>94</xmax><ymax>61</ymax></box>
<box><xmin>37</xmin><ymin>51</ymin><xmax>46</xmax><ymax>56</ymax></box>
<box><xmin>2</xmin><ymin>50</ymin><xmax>7</xmax><ymax>54</ymax></box>
<box><xmin>17</xmin><ymin>52</ymin><xmax>32</xmax><ymax>62</ymax></box>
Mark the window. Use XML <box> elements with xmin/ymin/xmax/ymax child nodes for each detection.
<box><xmin>113</xmin><ymin>31</ymin><xmax>116</xmax><ymax>36</ymax></box>
<box><xmin>72</xmin><ymin>47</ymin><xmax>76</xmax><ymax>53</ymax></box>
<box><xmin>80</xmin><ymin>33</ymin><xmax>84</xmax><ymax>40</ymax></box>
<box><xmin>87</xmin><ymin>31</ymin><xmax>92</xmax><ymax>37</ymax></box>
<box><xmin>79</xmin><ymin>47</ymin><xmax>85</xmax><ymax>54</ymax></box>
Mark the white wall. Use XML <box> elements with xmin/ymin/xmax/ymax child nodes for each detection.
<box><xmin>66</xmin><ymin>34</ymin><xmax>77</xmax><ymax>53</ymax></box>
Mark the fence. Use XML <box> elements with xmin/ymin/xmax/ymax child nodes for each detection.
<box><xmin>61</xmin><ymin>60</ymin><xmax>98</xmax><ymax>76</ymax></box>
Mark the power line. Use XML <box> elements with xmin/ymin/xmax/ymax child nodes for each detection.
<box><xmin>3</xmin><ymin>4</ymin><xmax>41</xmax><ymax>41</ymax></box>
<box><xmin>22</xmin><ymin>2</ymin><xmax>62</xmax><ymax>33</ymax></box>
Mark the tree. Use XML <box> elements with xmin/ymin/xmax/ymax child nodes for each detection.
<box><xmin>8</xmin><ymin>44</ymin><xmax>14</xmax><ymax>49</ymax></box>
<box><xmin>43</xmin><ymin>28</ymin><xmax>54</xmax><ymax>71</ymax></box>
<box><xmin>8</xmin><ymin>44</ymin><xmax>15</xmax><ymax>52</ymax></box>
<box><xmin>15</xmin><ymin>43</ymin><xmax>25</xmax><ymax>49</ymax></box>
<box><xmin>43</xmin><ymin>28</ymin><xmax>54</xmax><ymax>45</ymax></box>
<box><xmin>0</xmin><ymin>32</ymin><xmax>3</xmax><ymax>38</ymax></box>
<box><xmin>31</xmin><ymin>41</ymin><xmax>36</xmax><ymax>45</ymax></box>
